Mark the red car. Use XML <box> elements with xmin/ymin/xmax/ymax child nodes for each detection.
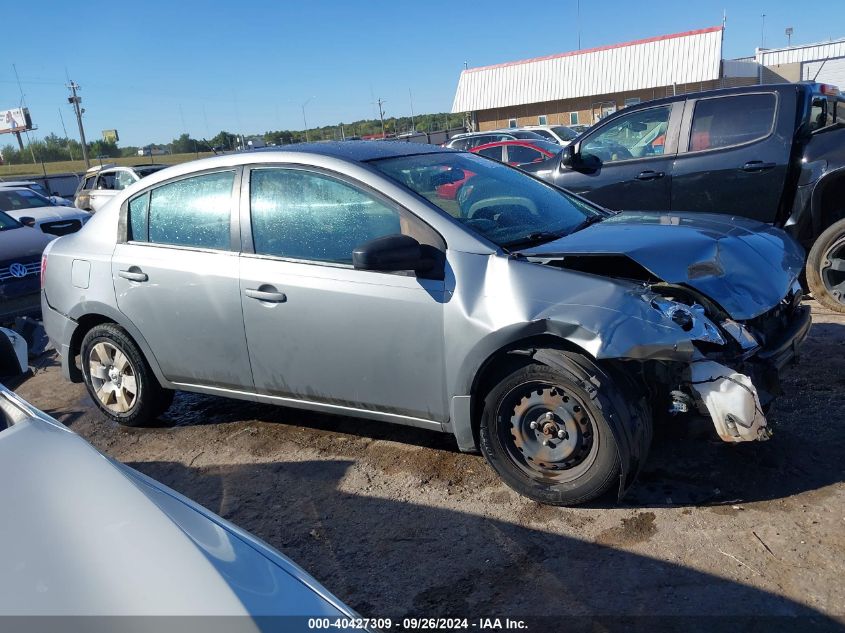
<box><xmin>436</xmin><ymin>139</ymin><xmax>562</xmax><ymax>200</ymax></box>
<box><xmin>472</xmin><ymin>139</ymin><xmax>562</xmax><ymax>166</ymax></box>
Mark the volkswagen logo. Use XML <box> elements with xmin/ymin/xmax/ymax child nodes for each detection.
<box><xmin>9</xmin><ymin>263</ymin><xmax>28</xmax><ymax>278</ymax></box>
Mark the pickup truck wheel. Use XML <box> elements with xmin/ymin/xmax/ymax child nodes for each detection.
<box><xmin>80</xmin><ymin>324</ymin><xmax>173</xmax><ymax>426</ymax></box>
<box><xmin>807</xmin><ymin>218</ymin><xmax>845</xmax><ymax>313</ymax></box>
<box><xmin>479</xmin><ymin>358</ymin><xmax>624</xmax><ymax>506</ymax></box>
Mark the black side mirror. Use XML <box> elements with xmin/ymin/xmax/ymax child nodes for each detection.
<box><xmin>560</xmin><ymin>144</ymin><xmax>577</xmax><ymax>168</ymax></box>
<box><xmin>19</xmin><ymin>217</ymin><xmax>36</xmax><ymax>227</ymax></box>
<box><xmin>353</xmin><ymin>234</ymin><xmax>426</xmax><ymax>272</ymax></box>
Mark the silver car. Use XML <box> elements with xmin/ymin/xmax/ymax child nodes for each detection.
<box><xmin>42</xmin><ymin>142</ymin><xmax>809</xmax><ymax>505</ymax></box>
<box><xmin>0</xmin><ymin>383</ymin><xmax>363</xmax><ymax>621</ymax></box>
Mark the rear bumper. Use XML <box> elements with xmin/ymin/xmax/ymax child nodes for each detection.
<box><xmin>40</xmin><ymin>294</ymin><xmax>81</xmax><ymax>382</ymax></box>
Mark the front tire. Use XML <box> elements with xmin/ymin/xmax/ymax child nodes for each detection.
<box><xmin>807</xmin><ymin>218</ymin><xmax>845</xmax><ymax>313</ymax></box>
<box><xmin>479</xmin><ymin>354</ymin><xmax>635</xmax><ymax>506</ymax></box>
<box><xmin>81</xmin><ymin>323</ymin><xmax>173</xmax><ymax>426</ymax></box>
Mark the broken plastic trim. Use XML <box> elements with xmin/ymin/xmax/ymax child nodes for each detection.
<box><xmin>687</xmin><ymin>360</ymin><xmax>771</xmax><ymax>442</ymax></box>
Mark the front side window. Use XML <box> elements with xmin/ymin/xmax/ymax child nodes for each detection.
<box><xmin>249</xmin><ymin>168</ymin><xmax>404</xmax><ymax>265</ymax></box>
<box><xmin>129</xmin><ymin>171</ymin><xmax>234</xmax><ymax>249</ymax></box>
<box><xmin>689</xmin><ymin>94</ymin><xmax>776</xmax><ymax>151</ymax></box>
<box><xmin>581</xmin><ymin>105</ymin><xmax>671</xmax><ymax>163</ymax></box>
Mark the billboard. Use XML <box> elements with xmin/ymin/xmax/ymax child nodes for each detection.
<box><xmin>0</xmin><ymin>108</ymin><xmax>32</xmax><ymax>134</ymax></box>
<box><xmin>102</xmin><ymin>129</ymin><xmax>119</xmax><ymax>143</ymax></box>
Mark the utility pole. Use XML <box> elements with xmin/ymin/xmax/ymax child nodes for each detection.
<box><xmin>67</xmin><ymin>81</ymin><xmax>90</xmax><ymax>168</ymax></box>
<box><xmin>408</xmin><ymin>89</ymin><xmax>416</xmax><ymax>132</ymax></box>
<box><xmin>761</xmin><ymin>14</ymin><xmax>766</xmax><ymax>48</ymax></box>
<box><xmin>785</xmin><ymin>27</ymin><xmax>794</xmax><ymax>46</ymax></box>
<box><xmin>376</xmin><ymin>98</ymin><xmax>387</xmax><ymax>138</ymax></box>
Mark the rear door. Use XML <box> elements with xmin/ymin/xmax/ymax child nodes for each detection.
<box><xmin>112</xmin><ymin>168</ymin><xmax>254</xmax><ymax>391</ymax></box>
<box><xmin>670</xmin><ymin>91</ymin><xmax>793</xmax><ymax>222</ymax></box>
<box><xmin>550</xmin><ymin>102</ymin><xmax>681</xmax><ymax>210</ymax></box>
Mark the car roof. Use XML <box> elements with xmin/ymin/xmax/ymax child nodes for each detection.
<box><xmin>254</xmin><ymin>140</ymin><xmax>453</xmax><ymax>162</ymax></box>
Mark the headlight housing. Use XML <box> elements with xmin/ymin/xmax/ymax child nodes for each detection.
<box><xmin>650</xmin><ymin>297</ymin><xmax>726</xmax><ymax>345</ymax></box>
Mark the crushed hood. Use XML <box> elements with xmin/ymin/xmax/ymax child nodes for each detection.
<box><xmin>520</xmin><ymin>211</ymin><xmax>805</xmax><ymax>320</ymax></box>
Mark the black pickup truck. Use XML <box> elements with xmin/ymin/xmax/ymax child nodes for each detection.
<box><xmin>524</xmin><ymin>82</ymin><xmax>845</xmax><ymax>312</ymax></box>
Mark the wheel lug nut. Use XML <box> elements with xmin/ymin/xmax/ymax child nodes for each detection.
<box><xmin>557</xmin><ymin>430</ymin><xmax>567</xmax><ymax>439</ymax></box>
<box><xmin>529</xmin><ymin>421</ymin><xmax>538</xmax><ymax>429</ymax></box>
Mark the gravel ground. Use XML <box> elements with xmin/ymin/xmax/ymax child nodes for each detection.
<box><xmin>11</xmin><ymin>300</ymin><xmax>845</xmax><ymax>629</ymax></box>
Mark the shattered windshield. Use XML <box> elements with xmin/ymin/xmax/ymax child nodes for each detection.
<box><xmin>370</xmin><ymin>152</ymin><xmax>602</xmax><ymax>249</ymax></box>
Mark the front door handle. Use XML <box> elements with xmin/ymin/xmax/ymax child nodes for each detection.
<box><xmin>742</xmin><ymin>160</ymin><xmax>776</xmax><ymax>172</ymax></box>
<box><xmin>118</xmin><ymin>268</ymin><xmax>148</xmax><ymax>282</ymax></box>
<box><xmin>636</xmin><ymin>170</ymin><xmax>665</xmax><ymax>181</ymax></box>
<box><xmin>245</xmin><ymin>288</ymin><xmax>287</xmax><ymax>303</ymax></box>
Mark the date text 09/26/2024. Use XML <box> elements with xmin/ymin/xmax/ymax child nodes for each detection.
<box><xmin>307</xmin><ymin>618</ymin><xmax>528</xmax><ymax>630</ymax></box>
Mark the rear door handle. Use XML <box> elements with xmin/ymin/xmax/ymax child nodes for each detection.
<box><xmin>118</xmin><ymin>269</ymin><xmax>148</xmax><ymax>282</ymax></box>
<box><xmin>636</xmin><ymin>170</ymin><xmax>665</xmax><ymax>181</ymax></box>
<box><xmin>742</xmin><ymin>161</ymin><xmax>776</xmax><ymax>172</ymax></box>
<box><xmin>245</xmin><ymin>288</ymin><xmax>287</xmax><ymax>303</ymax></box>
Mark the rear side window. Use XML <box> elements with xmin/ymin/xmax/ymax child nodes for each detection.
<box><xmin>689</xmin><ymin>94</ymin><xmax>776</xmax><ymax>151</ymax></box>
<box><xmin>81</xmin><ymin>175</ymin><xmax>97</xmax><ymax>191</ymax></box>
<box><xmin>128</xmin><ymin>171</ymin><xmax>234</xmax><ymax>249</ymax></box>
<box><xmin>249</xmin><ymin>168</ymin><xmax>404</xmax><ymax>265</ymax></box>
<box><xmin>476</xmin><ymin>146</ymin><xmax>504</xmax><ymax>161</ymax></box>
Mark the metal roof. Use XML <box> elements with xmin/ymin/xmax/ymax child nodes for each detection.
<box><xmin>451</xmin><ymin>27</ymin><xmax>724</xmax><ymax>113</ymax></box>
<box><xmin>755</xmin><ymin>37</ymin><xmax>845</xmax><ymax>66</ymax></box>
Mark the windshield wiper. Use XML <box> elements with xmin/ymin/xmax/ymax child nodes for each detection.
<box><xmin>502</xmin><ymin>230</ymin><xmax>566</xmax><ymax>250</ymax></box>
<box><xmin>569</xmin><ymin>213</ymin><xmax>608</xmax><ymax>234</ymax></box>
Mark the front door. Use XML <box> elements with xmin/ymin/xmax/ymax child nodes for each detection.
<box><xmin>552</xmin><ymin>103</ymin><xmax>680</xmax><ymax>211</ymax></box>
<box><xmin>670</xmin><ymin>91</ymin><xmax>794</xmax><ymax>223</ymax></box>
<box><xmin>239</xmin><ymin>166</ymin><xmax>448</xmax><ymax>422</ymax></box>
<box><xmin>112</xmin><ymin>169</ymin><xmax>253</xmax><ymax>390</ymax></box>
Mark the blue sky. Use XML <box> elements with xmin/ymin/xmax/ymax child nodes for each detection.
<box><xmin>2</xmin><ymin>0</ymin><xmax>843</xmax><ymax>147</ymax></box>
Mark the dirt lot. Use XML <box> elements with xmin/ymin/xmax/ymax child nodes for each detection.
<box><xmin>11</xmin><ymin>300</ymin><xmax>845</xmax><ymax>629</ymax></box>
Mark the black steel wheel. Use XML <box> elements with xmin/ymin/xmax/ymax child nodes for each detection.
<box><xmin>479</xmin><ymin>353</ymin><xmax>637</xmax><ymax>506</ymax></box>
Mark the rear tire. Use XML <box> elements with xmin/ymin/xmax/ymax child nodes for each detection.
<box><xmin>80</xmin><ymin>323</ymin><xmax>173</xmax><ymax>426</ymax></box>
<box><xmin>479</xmin><ymin>353</ymin><xmax>637</xmax><ymax>506</ymax></box>
<box><xmin>807</xmin><ymin>218</ymin><xmax>845</xmax><ymax>313</ymax></box>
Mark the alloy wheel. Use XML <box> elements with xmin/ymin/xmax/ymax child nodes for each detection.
<box><xmin>88</xmin><ymin>342</ymin><xmax>138</xmax><ymax>414</ymax></box>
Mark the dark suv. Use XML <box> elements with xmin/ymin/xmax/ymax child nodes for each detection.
<box><xmin>524</xmin><ymin>82</ymin><xmax>845</xmax><ymax>311</ymax></box>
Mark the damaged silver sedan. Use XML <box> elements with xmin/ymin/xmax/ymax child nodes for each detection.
<box><xmin>41</xmin><ymin>143</ymin><xmax>810</xmax><ymax>505</ymax></box>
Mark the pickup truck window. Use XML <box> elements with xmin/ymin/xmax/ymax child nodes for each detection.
<box><xmin>689</xmin><ymin>93</ymin><xmax>776</xmax><ymax>151</ymax></box>
<box><xmin>580</xmin><ymin>105</ymin><xmax>671</xmax><ymax>164</ymax></box>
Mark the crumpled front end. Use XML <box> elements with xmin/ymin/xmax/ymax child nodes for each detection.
<box><xmin>646</xmin><ymin>278</ymin><xmax>810</xmax><ymax>443</ymax></box>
